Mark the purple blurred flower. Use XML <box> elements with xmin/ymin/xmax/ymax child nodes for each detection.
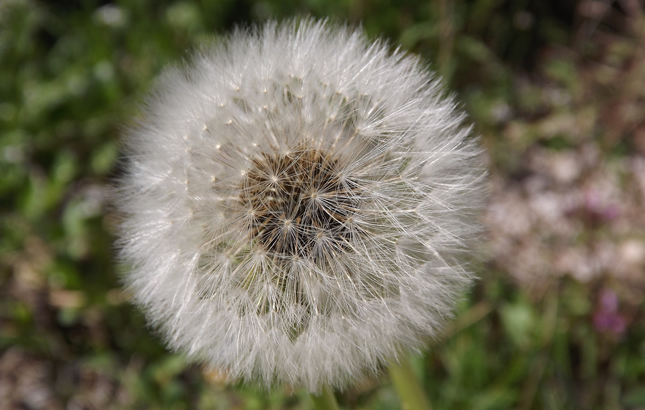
<box><xmin>583</xmin><ymin>190</ymin><xmax>620</xmax><ymax>223</ymax></box>
<box><xmin>593</xmin><ymin>289</ymin><xmax>626</xmax><ymax>336</ymax></box>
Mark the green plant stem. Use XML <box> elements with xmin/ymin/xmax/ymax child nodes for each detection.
<box><xmin>311</xmin><ymin>385</ymin><xmax>340</xmax><ymax>410</ymax></box>
<box><xmin>389</xmin><ymin>356</ymin><xmax>432</xmax><ymax>410</ymax></box>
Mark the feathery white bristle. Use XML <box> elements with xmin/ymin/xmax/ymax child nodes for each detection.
<box><xmin>117</xmin><ymin>18</ymin><xmax>487</xmax><ymax>392</ymax></box>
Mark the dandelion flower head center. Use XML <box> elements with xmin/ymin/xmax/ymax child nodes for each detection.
<box><xmin>241</xmin><ymin>147</ymin><xmax>359</xmax><ymax>260</ymax></box>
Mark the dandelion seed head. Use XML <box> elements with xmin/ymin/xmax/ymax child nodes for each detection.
<box><xmin>117</xmin><ymin>19</ymin><xmax>487</xmax><ymax>392</ymax></box>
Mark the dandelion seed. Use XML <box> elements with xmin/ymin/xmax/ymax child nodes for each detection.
<box><xmin>117</xmin><ymin>19</ymin><xmax>487</xmax><ymax>392</ymax></box>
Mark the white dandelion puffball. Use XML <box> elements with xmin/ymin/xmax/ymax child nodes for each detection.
<box><xmin>118</xmin><ymin>19</ymin><xmax>486</xmax><ymax>392</ymax></box>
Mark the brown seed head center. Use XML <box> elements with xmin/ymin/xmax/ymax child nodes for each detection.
<box><xmin>241</xmin><ymin>149</ymin><xmax>359</xmax><ymax>259</ymax></box>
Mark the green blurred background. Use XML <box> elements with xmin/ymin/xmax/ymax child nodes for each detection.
<box><xmin>1</xmin><ymin>0</ymin><xmax>644</xmax><ymax>408</ymax></box>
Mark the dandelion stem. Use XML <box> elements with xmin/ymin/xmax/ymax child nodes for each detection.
<box><xmin>311</xmin><ymin>385</ymin><xmax>340</xmax><ymax>410</ymax></box>
<box><xmin>389</xmin><ymin>356</ymin><xmax>432</xmax><ymax>410</ymax></box>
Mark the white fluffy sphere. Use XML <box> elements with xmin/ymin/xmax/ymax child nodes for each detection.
<box><xmin>117</xmin><ymin>19</ymin><xmax>486</xmax><ymax>392</ymax></box>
